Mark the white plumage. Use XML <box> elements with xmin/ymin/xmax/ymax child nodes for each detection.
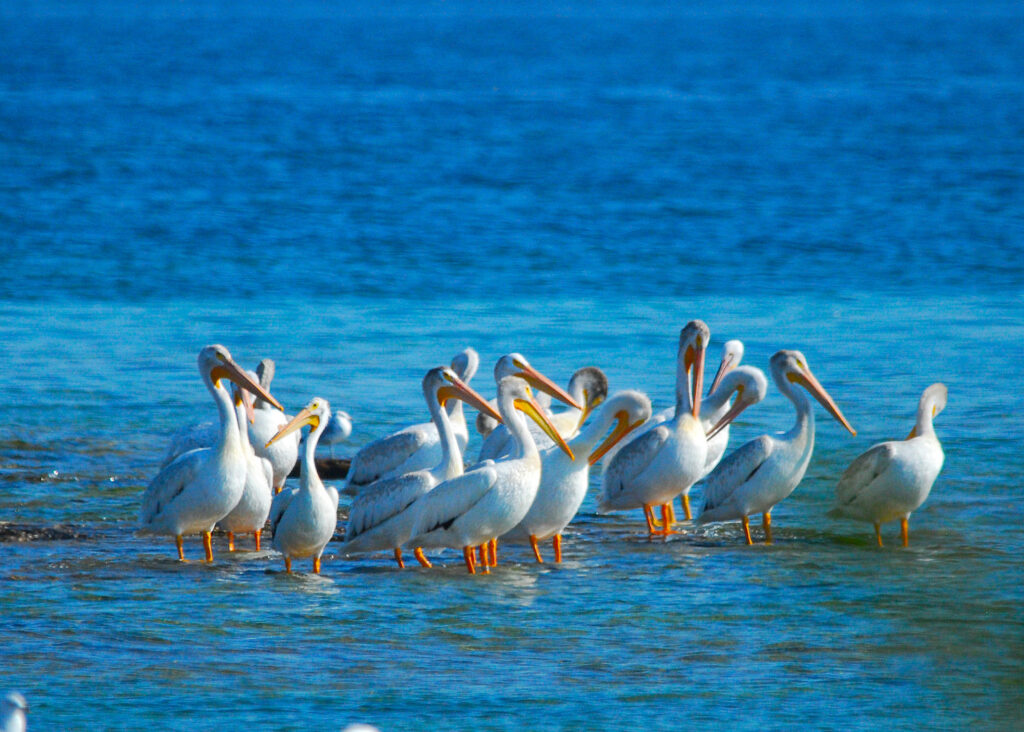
<box><xmin>249</xmin><ymin>358</ymin><xmax>300</xmax><ymax>494</ymax></box>
<box><xmin>1</xmin><ymin>693</ymin><xmax>27</xmax><ymax>732</ymax></box>
<box><xmin>217</xmin><ymin>385</ymin><xmax>274</xmax><ymax>551</ymax></box>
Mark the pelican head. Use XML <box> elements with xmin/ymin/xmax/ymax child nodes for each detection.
<box><xmin>678</xmin><ymin>320</ymin><xmax>710</xmax><ymax>419</ymax></box>
<box><xmin>567</xmin><ymin>366</ymin><xmax>609</xmax><ymax>425</ymax></box>
<box><xmin>709</xmin><ymin>339</ymin><xmax>744</xmax><ymax>395</ymax></box>
<box><xmin>476</xmin><ymin>409</ymin><xmax>500</xmax><ymax>438</ymax></box>
<box><xmin>450</xmin><ymin>347</ymin><xmax>480</xmax><ymax>383</ymax></box>
<box><xmin>426</xmin><ymin>366</ymin><xmax>503</xmax><ymax>424</ymax></box>
<box><xmin>497</xmin><ymin>375</ymin><xmax>575</xmax><ymax>460</ymax></box>
<box><xmin>199</xmin><ymin>345</ymin><xmax>283</xmax><ymax>411</ymax></box>
<box><xmin>771</xmin><ymin>350</ymin><xmax>856</xmax><ymax>435</ymax></box>
<box><xmin>494</xmin><ymin>353</ymin><xmax>583</xmax><ymax>410</ymax></box>
<box><xmin>256</xmin><ymin>358</ymin><xmax>275</xmax><ymax>390</ymax></box>
<box><xmin>588</xmin><ymin>390</ymin><xmax>653</xmax><ymax>465</ymax></box>
<box><xmin>705</xmin><ymin>365</ymin><xmax>770</xmax><ymax>440</ymax></box>
<box><xmin>267</xmin><ymin>397</ymin><xmax>331</xmax><ymax>447</ymax></box>
<box><xmin>231</xmin><ymin>382</ymin><xmax>257</xmax><ymax>424</ymax></box>
<box><xmin>907</xmin><ymin>382</ymin><xmax>948</xmax><ymax>438</ymax></box>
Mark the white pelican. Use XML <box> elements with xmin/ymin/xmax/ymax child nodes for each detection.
<box><xmin>829</xmin><ymin>383</ymin><xmax>947</xmax><ymax>546</ymax></box>
<box><xmin>404</xmin><ymin>376</ymin><xmax>574</xmax><ymax>574</ymax></box>
<box><xmin>341</xmin><ymin>367</ymin><xmax>502</xmax><ymax>567</ymax></box>
<box><xmin>699</xmin><ymin>364</ymin><xmax>769</xmax><ymax>478</ymax></box>
<box><xmin>265</xmin><ymin>398</ymin><xmax>339</xmax><ymax>574</ymax></box>
<box><xmin>477</xmin><ymin>366</ymin><xmax>607</xmax><ymax>461</ymax></box>
<box><xmin>598</xmin><ymin>320</ymin><xmax>716</xmax><ymax>534</ymax></box>
<box><xmin>1</xmin><ymin>692</ymin><xmax>27</xmax><ymax>732</ymax></box>
<box><xmin>139</xmin><ymin>345</ymin><xmax>283</xmax><ymax>561</ymax></box>
<box><xmin>503</xmin><ymin>390</ymin><xmax>652</xmax><ymax>562</ymax></box>
<box><xmin>343</xmin><ymin>347</ymin><xmax>481</xmax><ymax>496</ymax></box>
<box><xmin>699</xmin><ymin>349</ymin><xmax>857</xmax><ymax>544</ymax></box>
<box><xmin>249</xmin><ymin>358</ymin><xmax>300</xmax><ymax>494</ymax></box>
<box><xmin>600</xmin><ymin>339</ymin><xmax>744</xmax><ymax>471</ymax></box>
<box><xmin>317</xmin><ymin>410</ymin><xmax>353</xmax><ymax>458</ymax></box>
<box><xmin>217</xmin><ymin>385</ymin><xmax>274</xmax><ymax>551</ymax></box>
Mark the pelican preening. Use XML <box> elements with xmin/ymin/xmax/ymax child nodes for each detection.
<box><xmin>829</xmin><ymin>383</ymin><xmax>947</xmax><ymax>546</ymax></box>
<box><xmin>139</xmin><ymin>345</ymin><xmax>283</xmax><ymax>562</ymax></box>
<box><xmin>266</xmin><ymin>398</ymin><xmax>339</xmax><ymax>574</ymax></box>
<box><xmin>217</xmin><ymin>385</ymin><xmax>274</xmax><ymax>551</ymax></box>
<box><xmin>405</xmin><ymin>376</ymin><xmax>574</xmax><ymax>574</ymax></box>
<box><xmin>342</xmin><ymin>367</ymin><xmax>502</xmax><ymax>568</ymax></box>
<box><xmin>699</xmin><ymin>350</ymin><xmax>857</xmax><ymax>544</ymax></box>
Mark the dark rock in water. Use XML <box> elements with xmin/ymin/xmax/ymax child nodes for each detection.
<box><xmin>0</xmin><ymin>522</ymin><xmax>88</xmax><ymax>542</ymax></box>
<box><xmin>287</xmin><ymin>458</ymin><xmax>350</xmax><ymax>481</ymax></box>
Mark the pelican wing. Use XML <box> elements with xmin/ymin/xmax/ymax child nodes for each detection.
<box><xmin>345</xmin><ymin>471</ymin><xmax>434</xmax><ymax>540</ymax></box>
<box><xmin>160</xmin><ymin>421</ymin><xmax>217</xmax><ymax>468</ymax></box>
<box><xmin>346</xmin><ymin>426</ymin><xmax>431</xmax><ymax>488</ymax></box>
<box><xmin>140</xmin><ymin>448</ymin><xmax>209</xmax><ymax>526</ymax></box>
<box><xmin>601</xmin><ymin>424</ymin><xmax>673</xmax><ymax>501</ymax></box>
<box><xmin>408</xmin><ymin>466</ymin><xmax>499</xmax><ymax>541</ymax></box>
<box><xmin>834</xmin><ymin>442</ymin><xmax>896</xmax><ymax>507</ymax></box>
<box><xmin>478</xmin><ymin>425</ymin><xmax>514</xmax><ymax>461</ymax></box>
<box><xmin>701</xmin><ymin>435</ymin><xmax>775</xmax><ymax>512</ymax></box>
<box><xmin>268</xmin><ymin>485</ymin><xmax>300</xmax><ymax>536</ymax></box>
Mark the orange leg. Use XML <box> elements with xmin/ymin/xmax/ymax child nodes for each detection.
<box><xmin>530</xmin><ymin>535</ymin><xmax>544</xmax><ymax>563</ymax></box>
<box><xmin>659</xmin><ymin>504</ymin><xmax>680</xmax><ymax>536</ymax></box>
<box><xmin>763</xmin><ymin>511</ymin><xmax>773</xmax><ymax>544</ymax></box>
<box><xmin>681</xmin><ymin>493</ymin><xmax>692</xmax><ymax>521</ymax></box>
<box><xmin>477</xmin><ymin>545</ymin><xmax>486</xmax><ymax>567</ymax></box>
<box><xmin>313</xmin><ymin>556</ymin><xmax>322</xmax><ymax>574</ymax></box>
<box><xmin>553</xmin><ymin>534</ymin><xmax>563</xmax><ymax>563</ymax></box>
<box><xmin>284</xmin><ymin>557</ymin><xmax>292</xmax><ymax>574</ymax></box>
<box><xmin>874</xmin><ymin>523</ymin><xmax>883</xmax><ymax>547</ymax></box>
<box><xmin>463</xmin><ymin>546</ymin><xmax>476</xmax><ymax>575</ymax></box>
<box><xmin>643</xmin><ymin>504</ymin><xmax>657</xmax><ymax>534</ymax></box>
<box><xmin>479</xmin><ymin>546</ymin><xmax>491</xmax><ymax>574</ymax></box>
<box><xmin>394</xmin><ymin>548</ymin><xmax>405</xmax><ymax>569</ymax></box>
<box><xmin>254</xmin><ymin>529</ymin><xmax>262</xmax><ymax>551</ymax></box>
<box><xmin>414</xmin><ymin>547</ymin><xmax>432</xmax><ymax>568</ymax></box>
<box><xmin>741</xmin><ymin>516</ymin><xmax>753</xmax><ymax>545</ymax></box>
<box><xmin>175</xmin><ymin>535</ymin><xmax>185</xmax><ymax>561</ymax></box>
<box><xmin>227</xmin><ymin>532</ymin><xmax>236</xmax><ymax>552</ymax></box>
<box><xmin>488</xmin><ymin>538</ymin><xmax>498</xmax><ymax>567</ymax></box>
<box><xmin>202</xmin><ymin>531</ymin><xmax>214</xmax><ymax>562</ymax></box>
<box><xmin>900</xmin><ymin>518</ymin><xmax>909</xmax><ymax>547</ymax></box>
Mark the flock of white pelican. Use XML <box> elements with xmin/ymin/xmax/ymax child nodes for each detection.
<box><xmin>139</xmin><ymin>321</ymin><xmax>947</xmax><ymax>574</ymax></box>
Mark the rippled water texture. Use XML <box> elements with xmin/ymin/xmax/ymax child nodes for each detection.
<box><xmin>1</xmin><ymin>1</ymin><xmax>1022</xmax><ymax>730</ymax></box>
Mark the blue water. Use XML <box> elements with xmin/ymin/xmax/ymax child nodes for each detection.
<box><xmin>2</xmin><ymin>1</ymin><xmax>1022</xmax><ymax>729</ymax></box>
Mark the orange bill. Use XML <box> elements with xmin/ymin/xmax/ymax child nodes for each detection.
<box><xmin>266</xmin><ymin>406</ymin><xmax>317</xmax><ymax>448</ymax></box>
<box><xmin>790</xmin><ymin>368</ymin><xmax>856</xmax><ymax>436</ymax></box>
<box><xmin>515</xmin><ymin>395</ymin><xmax>575</xmax><ymax>460</ymax></box>
<box><xmin>683</xmin><ymin>338</ymin><xmax>707</xmax><ymax>419</ymax></box>
<box><xmin>513</xmin><ymin>359</ymin><xmax>582</xmax><ymax>411</ymax></box>
<box><xmin>589</xmin><ymin>410</ymin><xmax>647</xmax><ymax>465</ymax></box>
<box><xmin>708</xmin><ymin>350</ymin><xmax>737</xmax><ymax>396</ymax></box>
<box><xmin>210</xmin><ymin>355</ymin><xmax>284</xmax><ymax>411</ymax></box>
<box><xmin>438</xmin><ymin>373</ymin><xmax>503</xmax><ymax>424</ymax></box>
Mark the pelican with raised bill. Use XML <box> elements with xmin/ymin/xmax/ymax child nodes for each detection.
<box><xmin>139</xmin><ymin>345</ymin><xmax>283</xmax><ymax>561</ymax></box>
<box><xmin>699</xmin><ymin>349</ymin><xmax>857</xmax><ymax>544</ymax></box>
<box><xmin>249</xmin><ymin>358</ymin><xmax>300</xmax><ymax>494</ymax></box>
<box><xmin>342</xmin><ymin>366</ymin><xmax>502</xmax><ymax>568</ymax></box>
<box><xmin>343</xmin><ymin>347</ymin><xmax>481</xmax><ymax>496</ymax></box>
<box><xmin>266</xmin><ymin>398</ymin><xmax>339</xmax><ymax>574</ymax></box>
<box><xmin>503</xmin><ymin>390</ymin><xmax>651</xmax><ymax>563</ymax></box>
<box><xmin>829</xmin><ymin>383</ymin><xmax>947</xmax><ymax>547</ymax></box>
<box><xmin>404</xmin><ymin>376</ymin><xmax>575</xmax><ymax>574</ymax></box>
<box><xmin>598</xmin><ymin>321</ymin><xmax>723</xmax><ymax>535</ymax></box>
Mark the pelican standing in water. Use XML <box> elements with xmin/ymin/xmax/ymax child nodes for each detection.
<box><xmin>598</xmin><ymin>321</ymin><xmax>720</xmax><ymax>535</ymax></box>
<box><xmin>829</xmin><ymin>383</ymin><xmax>947</xmax><ymax>546</ymax></box>
<box><xmin>266</xmin><ymin>398</ymin><xmax>339</xmax><ymax>574</ymax></box>
<box><xmin>217</xmin><ymin>385</ymin><xmax>274</xmax><ymax>551</ymax></box>
<box><xmin>342</xmin><ymin>367</ymin><xmax>502</xmax><ymax>568</ymax></box>
<box><xmin>503</xmin><ymin>390</ymin><xmax>651</xmax><ymax>562</ymax></box>
<box><xmin>477</xmin><ymin>366</ymin><xmax>607</xmax><ymax>461</ymax></box>
<box><xmin>404</xmin><ymin>376</ymin><xmax>574</xmax><ymax>574</ymax></box>
<box><xmin>699</xmin><ymin>349</ymin><xmax>857</xmax><ymax>544</ymax></box>
<box><xmin>139</xmin><ymin>345</ymin><xmax>283</xmax><ymax>561</ymax></box>
<box><xmin>249</xmin><ymin>359</ymin><xmax>300</xmax><ymax>494</ymax></box>
<box><xmin>343</xmin><ymin>347</ymin><xmax>480</xmax><ymax>496</ymax></box>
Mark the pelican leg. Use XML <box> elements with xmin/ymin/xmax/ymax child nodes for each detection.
<box><xmin>284</xmin><ymin>557</ymin><xmax>292</xmax><ymax>574</ymax></box>
<box><xmin>414</xmin><ymin>547</ymin><xmax>432</xmax><ymax>568</ymax></box>
<box><xmin>479</xmin><ymin>546</ymin><xmax>491</xmax><ymax>574</ymax></box>
<box><xmin>175</xmin><ymin>535</ymin><xmax>185</xmax><ymax>561</ymax></box>
<box><xmin>489</xmin><ymin>538</ymin><xmax>498</xmax><ymax>567</ymax></box>
<box><xmin>477</xmin><ymin>545</ymin><xmax>486</xmax><ymax>567</ymax></box>
<box><xmin>394</xmin><ymin>548</ymin><xmax>405</xmax><ymax>569</ymax></box>
<box><xmin>530</xmin><ymin>535</ymin><xmax>544</xmax><ymax>563</ymax></box>
<box><xmin>659</xmin><ymin>504</ymin><xmax>680</xmax><ymax>536</ymax></box>
<box><xmin>463</xmin><ymin>546</ymin><xmax>477</xmax><ymax>575</ymax></box>
<box><xmin>681</xmin><ymin>493</ymin><xmax>693</xmax><ymax>521</ymax></box>
<box><xmin>313</xmin><ymin>556</ymin><xmax>322</xmax><ymax>574</ymax></box>
<box><xmin>254</xmin><ymin>529</ymin><xmax>262</xmax><ymax>551</ymax></box>
<box><xmin>741</xmin><ymin>516</ymin><xmax>753</xmax><ymax>545</ymax></box>
<box><xmin>227</xmin><ymin>532</ymin><xmax>235</xmax><ymax>552</ymax></box>
<box><xmin>202</xmin><ymin>531</ymin><xmax>214</xmax><ymax>562</ymax></box>
<box><xmin>667</xmin><ymin>502</ymin><xmax>677</xmax><ymax>525</ymax></box>
<box><xmin>900</xmin><ymin>518</ymin><xmax>909</xmax><ymax>547</ymax></box>
<box><xmin>874</xmin><ymin>523</ymin><xmax>883</xmax><ymax>547</ymax></box>
<box><xmin>553</xmin><ymin>534</ymin><xmax>563</xmax><ymax>563</ymax></box>
<box><xmin>643</xmin><ymin>504</ymin><xmax>658</xmax><ymax>534</ymax></box>
<box><xmin>763</xmin><ymin>511</ymin><xmax>773</xmax><ymax>544</ymax></box>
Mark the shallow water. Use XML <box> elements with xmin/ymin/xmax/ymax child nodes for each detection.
<box><xmin>2</xmin><ymin>1</ymin><xmax>1023</xmax><ymax>730</ymax></box>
